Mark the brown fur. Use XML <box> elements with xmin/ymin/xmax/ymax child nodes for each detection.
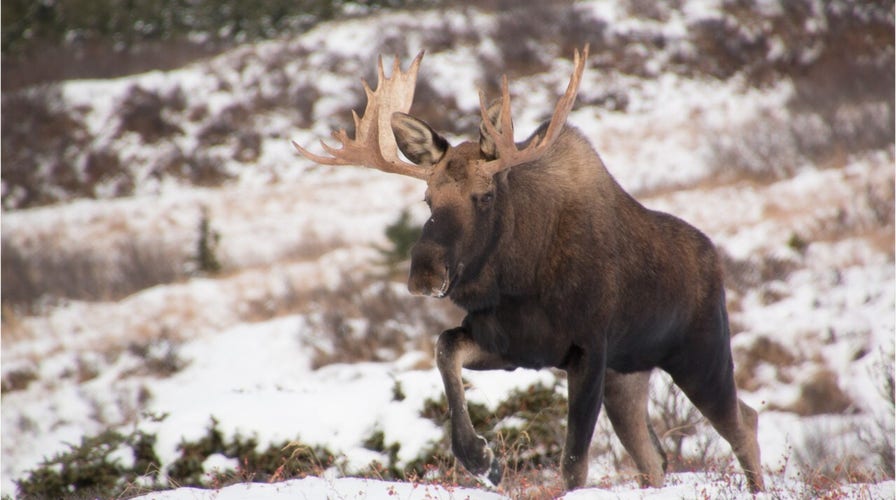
<box><xmin>393</xmin><ymin>112</ymin><xmax>765</xmax><ymax>492</ymax></box>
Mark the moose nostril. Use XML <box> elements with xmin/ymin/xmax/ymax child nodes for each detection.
<box><xmin>407</xmin><ymin>258</ymin><xmax>450</xmax><ymax>297</ymax></box>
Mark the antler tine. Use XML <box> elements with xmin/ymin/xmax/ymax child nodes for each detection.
<box><xmin>478</xmin><ymin>44</ymin><xmax>589</xmax><ymax>177</ymax></box>
<box><xmin>292</xmin><ymin>51</ymin><xmax>429</xmax><ymax>180</ymax></box>
<box><xmin>538</xmin><ymin>44</ymin><xmax>588</xmax><ymax>149</ymax></box>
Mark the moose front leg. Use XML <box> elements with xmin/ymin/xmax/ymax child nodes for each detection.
<box><xmin>561</xmin><ymin>348</ymin><xmax>607</xmax><ymax>490</ymax></box>
<box><xmin>435</xmin><ymin>327</ymin><xmax>512</xmax><ymax>486</ymax></box>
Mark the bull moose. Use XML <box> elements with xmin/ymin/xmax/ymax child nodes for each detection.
<box><xmin>293</xmin><ymin>47</ymin><xmax>764</xmax><ymax>493</ymax></box>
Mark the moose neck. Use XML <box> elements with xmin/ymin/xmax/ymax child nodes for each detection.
<box><xmin>449</xmin><ymin>126</ymin><xmax>633</xmax><ymax>312</ymax></box>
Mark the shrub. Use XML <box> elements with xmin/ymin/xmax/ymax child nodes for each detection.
<box><xmin>705</xmin><ymin>108</ymin><xmax>804</xmax><ymax>183</ymax></box>
<box><xmin>481</xmin><ymin>1</ymin><xmax>606</xmax><ymax>80</ymax></box>
<box><xmin>0</xmin><ymin>366</ymin><xmax>38</xmax><ymax>393</ymax></box>
<box><xmin>194</xmin><ymin>208</ymin><xmax>222</xmax><ymax>275</ymax></box>
<box><xmin>196</xmin><ymin>103</ymin><xmax>251</xmax><ymax>147</ymax></box>
<box><xmin>418</xmin><ymin>381</ymin><xmax>568</xmax><ymax>484</ymax></box>
<box><xmin>1</xmin><ymin>233</ymin><xmax>186</xmax><ymax>313</ymax></box>
<box><xmin>14</xmin><ymin>417</ymin><xmax>337</xmax><ymax>498</ymax></box>
<box><xmin>2</xmin><ymin>0</ymin><xmax>436</xmax><ymax>89</ymax></box>
<box><xmin>375</xmin><ymin>209</ymin><xmax>422</xmax><ymax>275</ymax></box>
<box><xmin>786</xmin><ymin>368</ymin><xmax>854</xmax><ymax>416</ymax></box>
<box><xmin>733</xmin><ymin>335</ymin><xmax>798</xmax><ymax>392</ymax></box>
<box><xmin>859</xmin><ymin>350</ymin><xmax>895</xmax><ymax>479</ymax></box>
<box><xmin>116</xmin><ymin>84</ymin><xmax>185</xmax><ymax>143</ymax></box>
<box><xmin>785</xmin><ymin>1</ymin><xmax>894</xmax><ymax>160</ymax></box>
<box><xmin>15</xmin><ymin>428</ymin><xmax>161</xmax><ymax>499</ymax></box>
<box><xmin>167</xmin><ymin>418</ymin><xmax>336</xmax><ymax>486</ymax></box>
<box><xmin>686</xmin><ymin>16</ymin><xmax>768</xmax><ymax>81</ymax></box>
<box><xmin>623</xmin><ymin>0</ymin><xmax>683</xmax><ymax>22</ymax></box>
<box><xmin>125</xmin><ymin>337</ymin><xmax>188</xmax><ymax>378</ymax></box>
<box><xmin>1</xmin><ymin>85</ymin><xmax>91</xmax><ymax>209</ymax></box>
<box><xmin>701</xmin><ymin>0</ymin><xmax>894</xmax><ymax>178</ymax></box>
<box><xmin>718</xmin><ymin>249</ymin><xmax>797</xmax><ymax>296</ymax></box>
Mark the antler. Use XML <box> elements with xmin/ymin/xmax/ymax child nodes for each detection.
<box><xmin>477</xmin><ymin>45</ymin><xmax>589</xmax><ymax>177</ymax></box>
<box><xmin>292</xmin><ymin>52</ymin><xmax>428</xmax><ymax>180</ymax></box>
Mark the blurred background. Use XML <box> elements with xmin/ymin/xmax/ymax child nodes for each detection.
<box><xmin>2</xmin><ymin>1</ymin><xmax>893</xmax><ymax>499</ymax></box>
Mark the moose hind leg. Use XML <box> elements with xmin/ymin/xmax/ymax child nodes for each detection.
<box><xmin>435</xmin><ymin>327</ymin><xmax>510</xmax><ymax>486</ymax></box>
<box><xmin>604</xmin><ymin>369</ymin><xmax>666</xmax><ymax>488</ymax></box>
<box><xmin>664</xmin><ymin>345</ymin><xmax>765</xmax><ymax>492</ymax></box>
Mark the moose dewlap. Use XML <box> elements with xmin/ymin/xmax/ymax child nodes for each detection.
<box><xmin>293</xmin><ymin>47</ymin><xmax>764</xmax><ymax>493</ymax></box>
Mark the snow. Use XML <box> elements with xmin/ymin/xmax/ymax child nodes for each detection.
<box><xmin>3</xmin><ymin>1</ymin><xmax>893</xmax><ymax>499</ymax></box>
<box><xmin>132</xmin><ymin>476</ymin><xmax>506</xmax><ymax>500</ymax></box>
<box><xmin>126</xmin><ymin>474</ymin><xmax>895</xmax><ymax>500</ymax></box>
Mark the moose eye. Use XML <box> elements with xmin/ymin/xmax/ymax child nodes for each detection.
<box><xmin>475</xmin><ymin>192</ymin><xmax>494</xmax><ymax>208</ymax></box>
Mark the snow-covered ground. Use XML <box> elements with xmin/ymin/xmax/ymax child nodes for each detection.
<box><xmin>3</xmin><ymin>1</ymin><xmax>893</xmax><ymax>499</ymax></box>
<box><xmin>128</xmin><ymin>474</ymin><xmax>895</xmax><ymax>500</ymax></box>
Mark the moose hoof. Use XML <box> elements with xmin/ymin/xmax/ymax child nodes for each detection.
<box><xmin>475</xmin><ymin>456</ymin><xmax>503</xmax><ymax>489</ymax></box>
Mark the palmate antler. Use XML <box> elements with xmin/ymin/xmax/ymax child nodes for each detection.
<box><xmin>293</xmin><ymin>46</ymin><xmax>589</xmax><ymax>179</ymax></box>
<box><xmin>477</xmin><ymin>44</ymin><xmax>589</xmax><ymax>177</ymax></box>
<box><xmin>291</xmin><ymin>51</ymin><xmax>428</xmax><ymax>180</ymax></box>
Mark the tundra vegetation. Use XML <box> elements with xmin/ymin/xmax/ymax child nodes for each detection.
<box><xmin>2</xmin><ymin>1</ymin><xmax>893</xmax><ymax>499</ymax></box>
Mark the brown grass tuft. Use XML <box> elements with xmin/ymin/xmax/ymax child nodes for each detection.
<box><xmin>1</xmin><ymin>233</ymin><xmax>187</xmax><ymax>313</ymax></box>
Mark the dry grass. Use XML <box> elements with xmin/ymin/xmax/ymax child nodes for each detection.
<box><xmin>705</xmin><ymin>108</ymin><xmax>804</xmax><ymax>184</ymax></box>
<box><xmin>1</xmin><ymin>233</ymin><xmax>187</xmax><ymax>314</ymax></box>
<box><xmin>649</xmin><ymin>373</ymin><xmax>725</xmax><ymax>474</ymax></box>
<box><xmin>307</xmin><ymin>273</ymin><xmax>463</xmax><ymax>369</ymax></box>
<box><xmin>794</xmin><ymin>418</ymin><xmax>889</xmax><ymax>494</ymax></box>
<box><xmin>859</xmin><ymin>350</ymin><xmax>896</xmax><ymax>480</ymax></box>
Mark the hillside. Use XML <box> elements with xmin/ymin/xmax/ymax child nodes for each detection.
<box><xmin>2</xmin><ymin>1</ymin><xmax>893</xmax><ymax>499</ymax></box>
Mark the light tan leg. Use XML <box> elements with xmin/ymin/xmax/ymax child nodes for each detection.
<box><xmin>604</xmin><ymin>369</ymin><xmax>666</xmax><ymax>488</ymax></box>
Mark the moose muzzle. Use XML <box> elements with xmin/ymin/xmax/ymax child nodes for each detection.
<box><xmin>408</xmin><ymin>240</ymin><xmax>457</xmax><ymax>298</ymax></box>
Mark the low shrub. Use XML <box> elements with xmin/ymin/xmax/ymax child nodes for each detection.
<box><xmin>125</xmin><ymin>337</ymin><xmax>189</xmax><ymax>378</ymax></box>
<box><xmin>701</xmin><ymin>1</ymin><xmax>893</xmax><ymax>181</ymax></box>
<box><xmin>12</xmin><ymin>380</ymin><xmax>567</xmax><ymax>497</ymax></box>
<box><xmin>859</xmin><ymin>350</ymin><xmax>895</xmax><ymax>479</ymax></box>
<box><xmin>14</xmin><ymin>417</ymin><xmax>337</xmax><ymax>499</ymax></box>
<box><xmin>1</xmin><ymin>85</ymin><xmax>91</xmax><ymax>209</ymax></box>
<box><xmin>116</xmin><ymin>84</ymin><xmax>185</xmax><ymax>143</ymax></box>
<box><xmin>374</xmin><ymin>209</ymin><xmax>422</xmax><ymax>276</ymax></box>
<box><xmin>718</xmin><ymin>249</ymin><xmax>798</xmax><ymax>296</ymax></box>
<box><xmin>0</xmin><ymin>366</ymin><xmax>38</xmax><ymax>393</ymax></box>
<box><xmin>15</xmin><ymin>428</ymin><xmax>161</xmax><ymax>499</ymax></box>
<box><xmin>1</xmin><ymin>232</ymin><xmax>186</xmax><ymax>313</ymax></box>
<box><xmin>167</xmin><ymin>418</ymin><xmax>336</xmax><ymax>486</ymax></box>
<box><xmin>418</xmin><ymin>381</ymin><xmax>568</xmax><ymax>484</ymax></box>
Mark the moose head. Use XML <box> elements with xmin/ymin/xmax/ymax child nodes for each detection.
<box><xmin>293</xmin><ymin>48</ymin><xmax>588</xmax><ymax>306</ymax></box>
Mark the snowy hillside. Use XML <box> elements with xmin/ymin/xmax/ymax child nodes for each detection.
<box><xmin>2</xmin><ymin>1</ymin><xmax>893</xmax><ymax>499</ymax></box>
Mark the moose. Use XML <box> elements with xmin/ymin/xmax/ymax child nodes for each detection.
<box><xmin>293</xmin><ymin>47</ymin><xmax>764</xmax><ymax>493</ymax></box>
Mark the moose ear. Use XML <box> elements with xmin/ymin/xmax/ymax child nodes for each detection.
<box><xmin>479</xmin><ymin>99</ymin><xmax>508</xmax><ymax>160</ymax></box>
<box><xmin>391</xmin><ymin>112</ymin><xmax>448</xmax><ymax>165</ymax></box>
